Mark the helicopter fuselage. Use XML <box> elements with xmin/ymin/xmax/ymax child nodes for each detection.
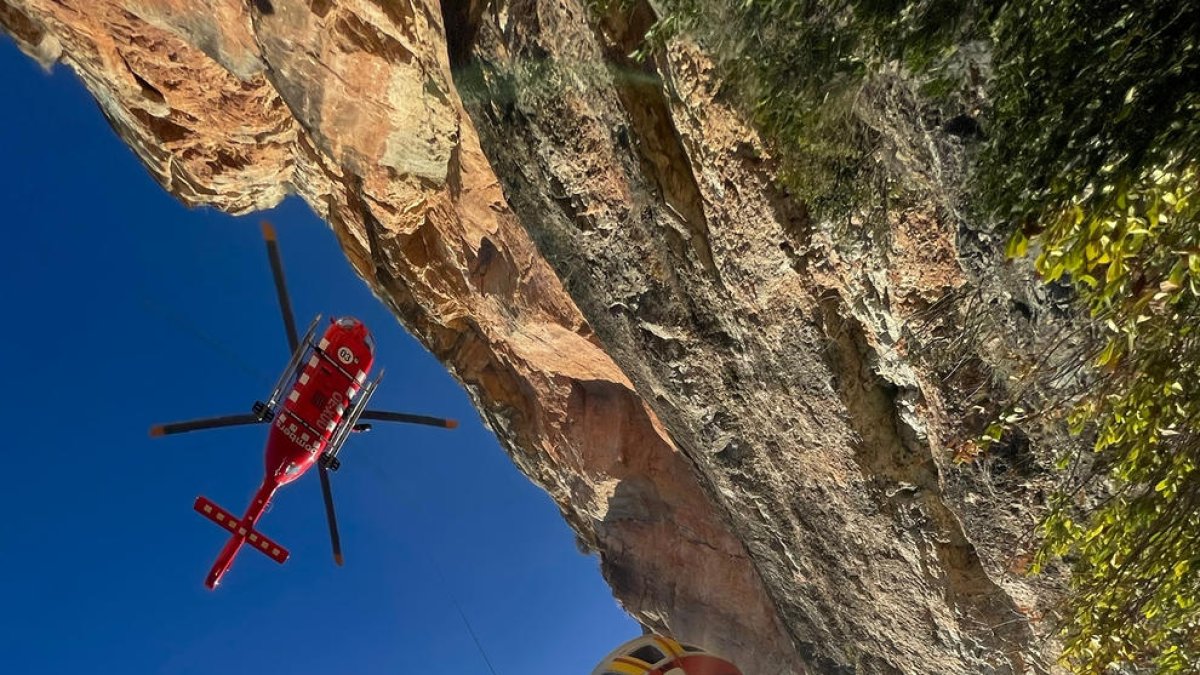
<box><xmin>266</xmin><ymin>317</ymin><xmax>376</xmax><ymax>485</ymax></box>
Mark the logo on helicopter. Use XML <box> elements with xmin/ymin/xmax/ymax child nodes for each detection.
<box><xmin>316</xmin><ymin>391</ymin><xmax>346</xmax><ymax>433</ymax></box>
<box><xmin>337</xmin><ymin>346</ymin><xmax>354</xmax><ymax>364</ymax></box>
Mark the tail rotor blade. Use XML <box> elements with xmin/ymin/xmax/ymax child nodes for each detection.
<box><xmin>358</xmin><ymin>410</ymin><xmax>458</xmax><ymax>429</ymax></box>
<box><xmin>317</xmin><ymin>464</ymin><xmax>344</xmax><ymax>566</ymax></box>
<box><xmin>150</xmin><ymin>413</ymin><xmax>265</xmax><ymax>437</ymax></box>
<box><xmin>261</xmin><ymin>221</ymin><xmax>300</xmax><ymax>354</ymax></box>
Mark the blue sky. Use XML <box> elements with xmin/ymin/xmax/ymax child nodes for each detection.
<box><xmin>0</xmin><ymin>38</ymin><xmax>636</xmax><ymax>674</ymax></box>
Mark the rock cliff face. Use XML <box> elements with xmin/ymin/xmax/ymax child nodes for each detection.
<box><xmin>1</xmin><ymin>2</ymin><xmax>1064</xmax><ymax>673</ymax></box>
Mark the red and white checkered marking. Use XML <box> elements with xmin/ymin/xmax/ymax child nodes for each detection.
<box><xmin>193</xmin><ymin>496</ymin><xmax>290</xmax><ymax>565</ymax></box>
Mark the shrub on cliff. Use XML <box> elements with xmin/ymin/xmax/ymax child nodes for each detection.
<box><xmin>985</xmin><ymin>3</ymin><xmax>1200</xmax><ymax>671</ymax></box>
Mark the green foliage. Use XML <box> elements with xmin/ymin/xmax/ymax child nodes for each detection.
<box><xmin>981</xmin><ymin>2</ymin><xmax>1200</xmax><ymax>671</ymax></box>
<box><xmin>979</xmin><ymin>2</ymin><xmax>1200</xmax><ymax>230</ymax></box>
<box><xmin>1025</xmin><ymin>163</ymin><xmax>1200</xmax><ymax>672</ymax></box>
<box><xmin>651</xmin><ymin>0</ymin><xmax>988</xmax><ymax>216</ymax></box>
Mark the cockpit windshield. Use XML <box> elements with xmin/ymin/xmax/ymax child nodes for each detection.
<box><xmin>333</xmin><ymin>317</ymin><xmax>373</xmax><ymax>353</ymax></box>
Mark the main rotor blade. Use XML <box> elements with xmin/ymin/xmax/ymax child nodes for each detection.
<box><xmin>317</xmin><ymin>464</ymin><xmax>344</xmax><ymax>566</ymax></box>
<box><xmin>149</xmin><ymin>413</ymin><xmax>265</xmax><ymax>437</ymax></box>
<box><xmin>359</xmin><ymin>410</ymin><xmax>459</xmax><ymax>429</ymax></box>
<box><xmin>261</xmin><ymin>221</ymin><xmax>300</xmax><ymax>354</ymax></box>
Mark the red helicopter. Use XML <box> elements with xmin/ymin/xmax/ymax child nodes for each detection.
<box><xmin>150</xmin><ymin>221</ymin><xmax>456</xmax><ymax>589</ymax></box>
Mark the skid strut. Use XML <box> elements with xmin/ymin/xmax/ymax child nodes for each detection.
<box><xmin>320</xmin><ymin>369</ymin><xmax>384</xmax><ymax>471</ymax></box>
<box><xmin>254</xmin><ymin>315</ymin><xmax>322</xmax><ymax>421</ymax></box>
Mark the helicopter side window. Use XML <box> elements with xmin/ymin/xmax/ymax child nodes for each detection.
<box><xmin>628</xmin><ymin>645</ymin><xmax>665</xmax><ymax>665</ymax></box>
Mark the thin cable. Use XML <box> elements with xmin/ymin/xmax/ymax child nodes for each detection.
<box><xmin>432</xmin><ymin>560</ymin><xmax>501</xmax><ymax>675</ymax></box>
<box><xmin>136</xmin><ymin>294</ymin><xmax>273</xmax><ymax>385</ymax></box>
<box><xmin>355</xmin><ymin>452</ymin><xmax>501</xmax><ymax>675</ymax></box>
